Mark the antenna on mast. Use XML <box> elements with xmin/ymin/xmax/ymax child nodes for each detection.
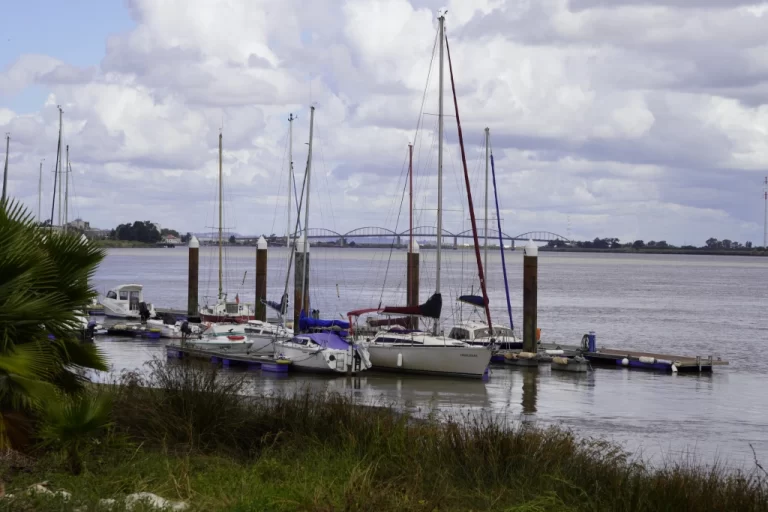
<box><xmin>763</xmin><ymin>176</ymin><xmax>767</xmax><ymax>248</ymax></box>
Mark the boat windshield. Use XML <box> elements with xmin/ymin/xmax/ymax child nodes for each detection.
<box><xmin>106</xmin><ymin>291</ymin><xmax>117</xmax><ymax>299</ymax></box>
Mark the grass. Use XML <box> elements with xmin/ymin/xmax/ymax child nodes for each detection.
<box><xmin>1</xmin><ymin>359</ymin><xmax>767</xmax><ymax>511</ymax></box>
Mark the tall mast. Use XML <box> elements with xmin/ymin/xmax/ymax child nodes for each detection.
<box><xmin>484</xmin><ymin>127</ymin><xmax>490</xmax><ymax>273</ymax></box>
<box><xmin>64</xmin><ymin>145</ymin><xmax>69</xmax><ymax>232</ymax></box>
<box><xmin>409</xmin><ymin>143</ymin><xmax>413</xmax><ymax>251</ymax></box>
<box><xmin>434</xmin><ymin>14</ymin><xmax>445</xmax><ymax>335</ymax></box>
<box><xmin>218</xmin><ymin>130</ymin><xmax>223</xmax><ymax>299</ymax></box>
<box><xmin>287</xmin><ymin>113</ymin><xmax>295</xmax><ymax>245</ymax></box>
<box><xmin>299</xmin><ymin>106</ymin><xmax>315</xmax><ymax>315</ymax></box>
<box><xmin>1</xmin><ymin>133</ymin><xmax>9</xmax><ymax>204</ymax></box>
<box><xmin>764</xmin><ymin>176</ymin><xmax>767</xmax><ymax>249</ymax></box>
<box><xmin>38</xmin><ymin>159</ymin><xmax>44</xmax><ymax>222</ymax></box>
<box><xmin>50</xmin><ymin>106</ymin><xmax>62</xmax><ymax>230</ymax></box>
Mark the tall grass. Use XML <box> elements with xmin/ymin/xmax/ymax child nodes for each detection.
<box><xmin>3</xmin><ymin>359</ymin><xmax>765</xmax><ymax>511</ymax></box>
<box><xmin>99</xmin><ymin>359</ymin><xmax>768</xmax><ymax>511</ymax></box>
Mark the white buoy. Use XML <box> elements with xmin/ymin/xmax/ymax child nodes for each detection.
<box><xmin>671</xmin><ymin>364</ymin><xmax>678</xmax><ymax>373</ymax></box>
<box><xmin>621</xmin><ymin>358</ymin><xmax>629</xmax><ymax>366</ymax></box>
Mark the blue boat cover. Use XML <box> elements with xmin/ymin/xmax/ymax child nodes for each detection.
<box><xmin>299</xmin><ymin>332</ymin><xmax>351</xmax><ymax>350</ymax></box>
<box><xmin>263</xmin><ymin>294</ymin><xmax>288</xmax><ymax>313</ymax></box>
<box><xmin>458</xmin><ymin>295</ymin><xmax>487</xmax><ymax>307</ymax></box>
<box><xmin>299</xmin><ymin>311</ymin><xmax>350</xmax><ymax>331</ymax></box>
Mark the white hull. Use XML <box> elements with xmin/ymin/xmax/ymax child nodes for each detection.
<box><xmin>274</xmin><ymin>343</ymin><xmax>370</xmax><ymax>374</ymax></box>
<box><xmin>365</xmin><ymin>344</ymin><xmax>491</xmax><ymax>378</ymax></box>
<box><xmin>247</xmin><ymin>333</ymin><xmax>289</xmax><ymax>356</ymax></box>
<box><xmin>185</xmin><ymin>339</ymin><xmax>253</xmax><ymax>353</ymax></box>
<box><xmin>101</xmin><ymin>303</ymin><xmax>140</xmax><ymax>319</ymax></box>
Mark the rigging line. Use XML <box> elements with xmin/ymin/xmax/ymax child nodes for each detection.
<box><xmin>445</xmin><ymin>32</ymin><xmax>493</xmax><ymax>332</ymax></box>
<box><xmin>269</xmin><ymin>126</ymin><xmax>290</xmax><ymax>239</ymax></box>
<box><xmin>378</xmin><ymin>146</ymin><xmax>411</xmax><ymax>309</ymax></box>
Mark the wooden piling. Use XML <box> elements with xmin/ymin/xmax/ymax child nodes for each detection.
<box><xmin>294</xmin><ymin>239</ymin><xmax>310</xmax><ymax>330</ymax></box>
<box><xmin>522</xmin><ymin>240</ymin><xmax>538</xmax><ymax>353</ymax></box>
<box><xmin>406</xmin><ymin>240</ymin><xmax>420</xmax><ymax>329</ymax></box>
<box><xmin>187</xmin><ymin>236</ymin><xmax>199</xmax><ymax>316</ymax></box>
<box><xmin>255</xmin><ymin>236</ymin><xmax>267</xmax><ymax>322</ymax></box>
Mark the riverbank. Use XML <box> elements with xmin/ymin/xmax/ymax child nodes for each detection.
<box><xmin>1</xmin><ymin>360</ymin><xmax>766</xmax><ymax>511</ymax></box>
<box><xmin>94</xmin><ymin>239</ymin><xmax>157</xmax><ymax>248</ymax></box>
<box><xmin>540</xmin><ymin>246</ymin><xmax>768</xmax><ymax>257</ymax></box>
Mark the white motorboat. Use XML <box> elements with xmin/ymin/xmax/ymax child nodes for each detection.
<box><xmin>183</xmin><ymin>323</ymin><xmax>252</xmax><ymax>353</ymax></box>
<box><xmin>274</xmin><ymin>332</ymin><xmax>371</xmax><ymax>374</ymax></box>
<box><xmin>101</xmin><ymin>284</ymin><xmax>155</xmax><ymax>319</ymax></box>
<box><xmin>362</xmin><ymin>326</ymin><xmax>492</xmax><ymax>378</ymax></box>
<box><xmin>244</xmin><ymin>319</ymin><xmax>293</xmax><ymax>355</ymax></box>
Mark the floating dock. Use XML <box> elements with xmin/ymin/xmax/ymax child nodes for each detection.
<box><xmin>537</xmin><ymin>342</ymin><xmax>727</xmax><ymax>373</ymax></box>
<box><xmin>165</xmin><ymin>344</ymin><xmax>292</xmax><ymax>373</ymax></box>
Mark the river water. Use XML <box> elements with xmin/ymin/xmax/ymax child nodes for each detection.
<box><xmin>93</xmin><ymin>247</ymin><xmax>768</xmax><ymax>469</ymax></box>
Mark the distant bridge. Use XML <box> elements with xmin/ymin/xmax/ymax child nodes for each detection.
<box><xmin>239</xmin><ymin>227</ymin><xmax>570</xmax><ymax>248</ymax></box>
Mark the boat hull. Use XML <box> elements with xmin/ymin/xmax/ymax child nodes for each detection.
<box><xmin>365</xmin><ymin>344</ymin><xmax>491</xmax><ymax>378</ymax></box>
<box><xmin>275</xmin><ymin>344</ymin><xmax>368</xmax><ymax>374</ymax></box>
<box><xmin>185</xmin><ymin>341</ymin><xmax>253</xmax><ymax>353</ymax></box>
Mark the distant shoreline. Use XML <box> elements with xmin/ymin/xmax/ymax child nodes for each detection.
<box><xmin>94</xmin><ymin>240</ymin><xmax>768</xmax><ymax>257</ymax></box>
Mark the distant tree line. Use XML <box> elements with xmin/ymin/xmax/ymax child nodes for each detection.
<box><xmin>110</xmin><ymin>222</ymin><xmax>185</xmax><ymax>244</ymax></box>
<box><xmin>548</xmin><ymin>237</ymin><xmax>764</xmax><ymax>251</ymax></box>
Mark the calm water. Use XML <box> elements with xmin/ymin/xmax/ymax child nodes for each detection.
<box><xmin>94</xmin><ymin>247</ymin><xmax>768</xmax><ymax>468</ymax></box>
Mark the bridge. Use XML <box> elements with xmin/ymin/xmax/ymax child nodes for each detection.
<box><xmin>239</xmin><ymin>227</ymin><xmax>570</xmax><ymax>248</ymax></box>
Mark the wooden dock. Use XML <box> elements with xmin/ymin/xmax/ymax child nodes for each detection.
<box><xmin>166</xmin><ymin>344</ymin><xmax>291</xmax><ymax>373</ymax></box>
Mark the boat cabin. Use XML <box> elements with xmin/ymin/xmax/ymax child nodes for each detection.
<box><xmin>104</xmin><ymin>284</ymin><xmax>144</xmax><ymax>312</ymax></box>
<box><xmin>448</xmin><ymin>321</ymin><xmax>514</xmax><ymax>342</ymax></box>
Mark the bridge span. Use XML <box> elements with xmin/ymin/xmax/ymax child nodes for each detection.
<box><xmin>238</xmin><ymin>227</ymin><xmax>570</xmax><ymax>248</ymax></box>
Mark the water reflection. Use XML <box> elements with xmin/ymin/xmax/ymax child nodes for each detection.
<box><xmin>520</xmin><ymin>368</ymin><xmax>539</xmax><ymax>415</ymax></box>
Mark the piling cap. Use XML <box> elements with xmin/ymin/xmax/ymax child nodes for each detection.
<box><xmin>80</xmin><ymin>233</ymin><xmax>88</xmax><ymax>244</ymax></box>
<box><xmin>257</xmin><ymin>236</ymin><xmax>268</xmax><ymax>250</ymax></box>
<box><xmin>524</xmin><ymin>239</ymin><xmax>538</xmax><ymax>257</ymax></box>
<box><xmin>295</xmin><ymin>238</ymin><xmax>309</xmax><ymax>253</ymax></box>
<box><xmin>188</xmin><ymin>235</ymin><xmax>199</xmax><ymax>249</ymax></box>
<box><xmin>409</xmin><ymin>240</ymin><xmax>420</xmax><ymax>254</ymax></box>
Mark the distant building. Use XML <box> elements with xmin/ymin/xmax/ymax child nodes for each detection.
<box><xmin>160</xmin><ymin>234</ymin><xmax>181</xmax><ymax>246</ymax></box>
<box><xmin>86</xmin><ymin>228</ymin><xmax>111</xmax><ymax>240</ymax></box>
<box><xmin>68</xmin><ymin>218</ymin><xmax>90</xmax><ymax>230</ymax></box>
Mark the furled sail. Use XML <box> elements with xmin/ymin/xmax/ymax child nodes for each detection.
<box><xmin>381</xmin><ymin>292</ymin><xmax>442</xmax><ymax>319</ymax></box>
<box><xmin>262</xmin><ymin>294</ymin><xmax>288</xmax><ymax>314</ymax></box>
<box><xmin>457</xmin><ymin>295</ymin><xmax>487</xmax><ymax>307</ymax></box>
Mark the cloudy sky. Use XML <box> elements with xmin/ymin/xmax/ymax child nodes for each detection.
<box><xmin>1</xmin><ymin>0</ymin><xmax>767</xmax><ymax>245</ymax></box>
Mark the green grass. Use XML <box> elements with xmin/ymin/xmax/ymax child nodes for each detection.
<box><xmin>2</xmin><ymin>359</ymin><xmax>766</xmax><ymax>511</ymax></box>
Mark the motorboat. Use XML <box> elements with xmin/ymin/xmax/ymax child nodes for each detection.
<box><xmin>101</xmin><ymin>284</ymin><xmax>155</xmax><ymax>319</ymax></box>
<box><xmin>183</xmin><ymin>323</ymin><xmax>253</xmax><ymax>353</ymax></box>
<box><xmin>274</xmin><ymin>332</ymin><xmax>371</xmax><ymax>374</ymax></box>
<box><xmin>244</xmin><ymin>319</ymin><xmax>293</xmax><ymax>355</ymax></box>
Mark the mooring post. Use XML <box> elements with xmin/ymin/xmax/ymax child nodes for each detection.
<box><xmin>406</xmin><ymin>240</ymin><xmax>420</xmax><ymax>329</ymax></box>
<box><xmin>255</xmin><ymin>235</ymin><xmax>267</xmax><ymax>322</ymax></box>
<box><xmin>294</xmin><ymin>239</ymin><xmax>310</xmax><ymax>330</ymax></box>
<box><xmin>523</xmin><ymin>239</ymin><xmax>538</xmax><ymax>353</ymax></box>
<box><xmin>187</xmin><ymin>236</ymin><xmax>199</xmax><ymax>316</ymax></box>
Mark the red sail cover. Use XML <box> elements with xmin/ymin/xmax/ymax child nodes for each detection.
<box><xmin>381</xmin><ymin>293</ymin><xmax>442</xmax><ymax>319</ymax></box>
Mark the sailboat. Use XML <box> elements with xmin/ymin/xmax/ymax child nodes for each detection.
<box><xmin>199</xmin><ymin>131</ymin><xmax>256</xmax><ymax>323</ymax></box>
<box><xmin>272</xmin><ymin>107</ymin><xmax>372</xmax><ymax>374</ymax></box>
<box><xmin>348</xmin><ymin>15</ymin><xmax>493</xmax><ymax>379</ymax></box>
<box><xmin>448</xmin><ymin>128</ymin><xmax>521</xmax><ymax>352</ymax></box>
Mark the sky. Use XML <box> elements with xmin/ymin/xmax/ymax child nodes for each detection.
<box><xmin>1</xmin><ymin>0</ymin><xmax>768</xmax><ymax>246</ymax></box>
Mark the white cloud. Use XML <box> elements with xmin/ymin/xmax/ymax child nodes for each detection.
<box><xmin>0</xmin><ymin>0</ymin><xmax>766</xmax><ymax>246</ymax></box>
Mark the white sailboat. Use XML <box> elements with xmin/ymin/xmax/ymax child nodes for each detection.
<box><xmin>350</xmin><ymin>15</ymin><xmax>492</xmax><ymax>379</ymax></box>
<box><xmin>272</xmin><ymin>107</ymin><xmax>371</xmax><ymax>374</ymax></box>
<box><xmin>199</xmin><ymin>131</ymin><xmax>255</xmax><ymax>323</ymax></box>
